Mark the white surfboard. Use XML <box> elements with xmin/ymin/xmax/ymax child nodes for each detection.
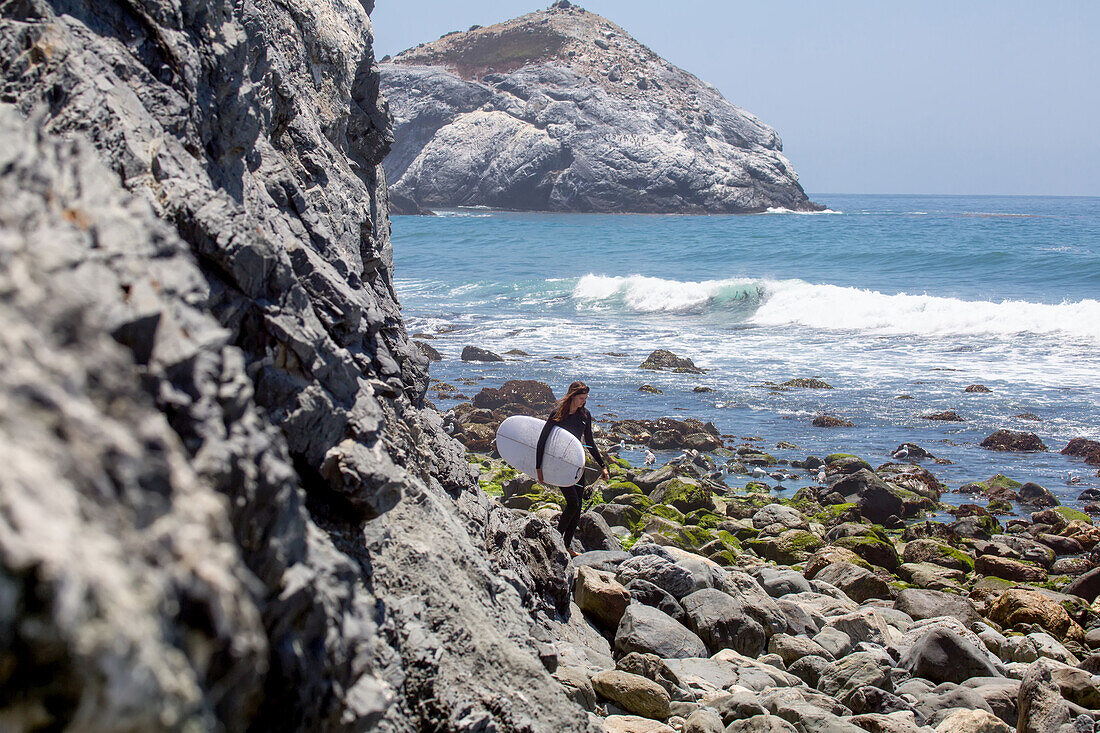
<box><xmin>495</xmin><ymin>415</ymin><xmax>586</xmax><ymax>487</ymax></box>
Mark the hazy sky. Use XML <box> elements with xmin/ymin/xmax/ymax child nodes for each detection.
<box><xmin>370</xmin><ymin>1</ymin><xmax>1099</xmax><ymax>196</ymax></box>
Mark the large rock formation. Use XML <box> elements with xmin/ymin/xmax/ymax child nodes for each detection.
<box><xmin>0</xmin><ymin>1</ymin><xmax>591</xmax><ymax>730</ymax></box>
<box><xmin>381</xmin><ymin>2</ymin><xmax>820</xmax><ymax>214</ymax></box>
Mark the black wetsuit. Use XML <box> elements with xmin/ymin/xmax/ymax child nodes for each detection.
<box><xmin>535</xmin><ymin>407</ymin><xmax>605</xmax><ymax>550</ymax></box>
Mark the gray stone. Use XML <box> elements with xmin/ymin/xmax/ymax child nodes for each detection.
<box><xmin>625</xmin><ymin>578</ymin><xmax>689</xmax><ymax>624</ymax></box>
<box><xmin>814</xmin><ymin>562</ymin><xmax>893</xmax><ymax>603</ymax></box>
<box><xmin>817</xmin><ymin>652</ymin><xmax>894</xmax><ymax>707</ymax></box>
<box><xmin>752</xmin><ymin>566</ymin><xmax>813</xmax><ymax>598</ymax></box>
<box><xmin>617</xmin><ymin>553</ymin><xmax>701</xmax><ymax>600</ymax></box>
<box><xmin>894</xmin><ymin>589</ymin><xmax>980</xmax><ymax>627</ymax></box>
<box><xmin>900</xmin><ymin>628</ymin><xmax>1003</xmax><ymax>685</ymax></box>
<box><xmin>615</xmin><ymin>604</ymin><xmax>708</xmax><ymax>659</ymax></box>
<box><xmin>788</xmin><ymin>656</ymin><xmax>835</xmax><ymax>688</ymax></box>
<box><xmin>681</xmin><ymin>588</ymin><xmax>768</xmax><ymax>657</ymax></box>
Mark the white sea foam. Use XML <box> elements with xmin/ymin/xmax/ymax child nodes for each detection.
<box><xmin>573</xmin><ymin>274</ymin><xmax>771</xmax><ymax>313</ymax></box>
<box><xmin>570</xmin><ymin>274</ymin><xmax>1100</xmax><ymax>341</ymax></box>
<box><xmin>764</xmin><ymin>207</ymin><xmax>843</xmax><ymax>215</ymax></box>
<box><xmin>751</xmin><ymin>282</ymin><xmax>1100</xmax><ymax>341</ymax></box>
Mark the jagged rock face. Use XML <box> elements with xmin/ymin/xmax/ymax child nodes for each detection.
<box><xmin>0</xmin><ymin>1</ymin><xmax>591</xmax><ymax>730</ymax></box>
<box><xmin>382</xmin><ymin>4</ymin><xmax>819</xmax><ymax>213</ymax></box>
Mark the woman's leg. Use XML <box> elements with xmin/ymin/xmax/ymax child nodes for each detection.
<box><xmin>558</xmin><ymin>483</ymin><xmax>584</xmax><ymax>549</ymax></box>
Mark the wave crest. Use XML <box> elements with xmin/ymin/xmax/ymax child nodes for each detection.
<box><xmin>571</xmin><ymin>274</ymin><xmax>1100</xmax><ymax>340</ymax></box>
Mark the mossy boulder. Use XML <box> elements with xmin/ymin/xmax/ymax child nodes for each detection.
<box><xmin>834</xmin><ymin>533</ymin><xmax>900</xmax><ymax>571</ymax></box>
<box><xmin>647</xmin><ymin>503</ymin><xmax>686</xmax><ymax>525</ymax></box>
<box><xmin>812</xmin><ymin>503</ymin><xmax>862</xmax><ymax>527</ymax></box>
<box><xmin>1053</xmin><ymin>507</ymin><xmax>1092</xmax><ymax>525</ymax></box>
<box><xmin>744</xmin><ymin>529</ymin><xmax>824</xmax><ymax>564</ymax></box>
<box><xmin>651</xmin><ymin>477</ymin><xmax>714</xmax><ymax>514</ymax></box>
<box><xmin>739</xmin><ymin>452</ymin><xmax>777</xmax><ymax>467</ymax></box>
<box><xmin>603</xmin><ymin>480</ymin><xmax>643</xmax><ymax>503</ymax></box>
<box><xmin>901</xmin><ymin>539</ymin><xmax>975</xmax><ymax>573</ymax></box>
<box><xmin>656</xmin><ymin>525</ymin><xmax>719</xmax><ymax>553</ymax></box>
<box><xmin>503</xmin><ymin>485</ymin><xmax>565</xmax><ymax>511</ymax></box>
<box><xmin>683</xmin><ymin>509</ymin><xmax>725</xmax><ymax>529</ymax></box>
<box><xmin>616</xmin><ymin>493</ymin><xmax>655</xmax><ymax>513</ymax></box>
<box><xmin>825</xmin><ymin>454</ymin><xmax>873</xmax><ymax>472</ymax></box>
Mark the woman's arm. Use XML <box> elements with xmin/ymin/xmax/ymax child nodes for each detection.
<box><xmin>535</xmin><ymin>415</ymin><xmax>556</xmax><ymax>482</ymax></box>
<box><xmin>582</xmin><ymin>411</ymin><xmax>606</xmax><ymax>469</ymax></box>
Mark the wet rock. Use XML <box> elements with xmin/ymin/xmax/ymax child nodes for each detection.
<box><xmin>782</xmin><ymin>378</ymin><xmax>833</xmax><ymax>389</ymax></box>
<box><xmin>415</xmin><ymin>340</ymin><xmax>443</xmax><ymax>361</ymax></box>
<box><xmin>1064</xmin><ymin>566</ymin><xmax>1100</xmax><ymax>603</ymax></box>
<box><xmin>1062</xmin><ymin>437</ymin><xmax>1100</xmax><ymax>466</ymax></box>
<box><xmin>965</xmin><ymin>384</ymin><xmax>992</xmax><ymax>393</ymax></box>
<box><xmin>461</xmin><ymin>345</ymin><xmax>504</xmax><ymax>362</ymax></box>
<box><xmin>1017</xmin><ymin>482</ymin><xmax>1059</xmax><ymax>507</ymax></box>
<box><xmin>832</xmin><ymin>469</ymin><xmax>908</xmax><ymax>523</ymax></box>
<box><xmin>980</xmin><ymin>430</ymin><xmax>1048</xmax><ymax>452</ymax></box>
<box><xmin>813</xmin><ymin>414</ymin><xmax>855</xmax><ymax>428</ymax></box>
<box><xmin>923</xmin><ymin>411</ymin><xmax>965</xmax><ymax>422</ymax></box>
<box><xmin>640</xmin><ymin>350</ymin><xmax>705</xmax><ymax>374</ymax></box>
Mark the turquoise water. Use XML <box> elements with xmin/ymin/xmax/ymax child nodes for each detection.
<box><xmin>392</xmin><ymin>194</ymin><xmax>1100</xmax><ymax>509</ymax></box>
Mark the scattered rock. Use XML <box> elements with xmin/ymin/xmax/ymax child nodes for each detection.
<box><xmin>591</xmin><ymin>669</ymin><xmax>672</xmax><ymax>720</ymax></box>
<box><xmin>813</xmin><ymin>415</ymin><xmax>855</xmax><ymax>428</ymax></box>
<box><xmin>965</xmin><ymin>384</ymin><xmax>992</xmax><ymax>393</ymax></box>
<box><xmin>640</xmin><ymin>350</ymin><xmax>706</xmax><ymax>374</ymax></box>
<box><xmin>781</xmin><ymin>378</ymin><xmax>833</xmax><ymax>389</ymax></box>
<box><xmin>923</xmin><ymin>411</ymin><xmax>965</xmax><ymax>422</ymax></box>
<box><xmin>980</xmin><ymin>430</ymin><xmax>1048</xmax><ymax>452</ymax></box>
<box><xmin>461</xmin><ymin>345</ymin><xmax>504</xmax><ymax>362</ymax></box>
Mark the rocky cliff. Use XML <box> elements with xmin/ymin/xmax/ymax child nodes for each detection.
<box><xmin>381</xmin><ymin>2</ymin><xmax>820</xmax><ymax>214</ymax></box>
<box><xmin>0</xmin><ymin>1</ymin><xmax>593</xmax><ymax>730</ymax></box>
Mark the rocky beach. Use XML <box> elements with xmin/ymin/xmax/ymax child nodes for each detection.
<box><xmin>443</xmin><ymin>350</ymin><xmax>1100</xmax><ymax>732</ymax></box>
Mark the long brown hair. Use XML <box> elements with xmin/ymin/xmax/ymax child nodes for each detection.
<box><xmin>551</xmin><ymin>381</ymin><xmax>590</xmax><ymax>421</ymax></box>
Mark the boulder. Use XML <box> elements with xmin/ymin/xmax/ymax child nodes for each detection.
<box><xmin>615</xmin><ymin>604</ymin><xmax>708</xmax><ymax>659</ymax></box>
<box><xmin>813</xmin><ymin>414</ymin><xmax>855</xmax><ymax>428</ymax></box>
<box><xmin>974</xmin><ymin>555</ymin><xmax>1048</xmax><ymax>583</ymax></box>
<box><xmin>616</xmin><ymin>554</ymin><xmax>700</xmax><ymax>600</ymax></box>
<box><xmin>752</xmin><ymin>504</ymin><xmax>808</xmax><ymax>532</ymax></box>
<box><xmin>576</xmin><ymin>512</ymin><xmax>623</xmax><ymax>553</ymax></box>
<box><xmin>933</xmin><ymin>709</ymin><xmax>1012</xmax><ymax>732</ymax></box>
<box><xmin>832</xmin><ymin>469</ymin><xmax>905</xmax><ymax>523</ymax></box>
<box><xmin>1016</xmin><ymin>660</ymin><xmax>1072</xmax><ymax>733</ymax></box>
<box><xmin>813</xmin><ymin>562</ymin><xmax>893</xmax><ymax>603</ymax></box>
<box><xmin>591</xmin><ymin>669</ymin><xmax>672</xmax><ymax>720</ymax></box>
<box><xmin>752</xmin><ymin>567</ymin><xmax>813</xmax><ymax>598</ymax></box>
<box><xmin>899</xmin><ymin>627</ymin><xmax>1002</xmax><ymax>684</ymax></box>
<box><xmin>1017</xmin><ymin>482</ymin><xmax>1059</xmax><ymax>508</ymax></box>
<box><xmin>787</xmin><ymin>656</ymin><xmax>834</xmax><ymax>688</ymax></box>
<box><xmin>979</xmin><ymin>430</ymin><xmax>1048</xmax><ymax>452</ymax></box>
<box><xmin>901</xmin><ymin>539</ymin><xmax>974</xmax><ymax>573</ymax></box>
<box><xmin>680</xmin><ymin>589</ymin><xmax>767</xmax><ymax>657</ymax></box>
<box><xmin>461</xmin><ymin>345</ymin><xmax>504</xmax><ymax>362</ymax></box>
<box><xmin>574</xmin><ymin>566</ymin><xmax>630</xmax><ymax>629</ymax></box>
<box><xmin>682</xmin><ymin>708</ymin><xmax>724</xmax><ymax>733</ymax></box>
<box><xmin>604</xmin><ymin>715</ymin><xmax>676</xmax><ymax>733</ymax></box>
<box><xmin>987</xmin><ymin>589</ymin><xmax>1084</xmax><ymax>642</ymax></box>
<box><xmin>817</xmin><ymin>651</ymin><xmax>894</xmax><ymax>707</ymax></box>
<box><xmin>894</xmin><ymin>589</ymin><xmax>980</xmax><ymax>627</ymax></box>
<box><xmin>553</xmin><ymin>666</ymin><xmax>597</xmax><ymax>710</ymax></box>
<box><xmin>1064</xmin><ymin>566</ymin><xmax>1100</xmax><ymax>603</ymax></box>
<box><xmin>768</xmin><ymin>633</ymin><xmax>835</xmax><ymax>665</ymax></box>
<box><xmin>723</xmin><ymin>715</ymin><xmax>797</xmax><ymax>732</ymax></box>
<box><xmin>924</xmin><ymin>411</ymin><xmax>965</xmax><ymax>422</ymax></box>
<box><xmin>1062</xmin><ymin>437</ymin><xmax>1100</xmax><ymax>466</ymax></box>
<box><xmin>625</xmin><ymin>579</ymin><xmax>688</xmax><ymax>624</ymax></box>
<box><xmin>640</xmin><ymin>350</ymin><xmax>705</xmax><ymax>373</ymax></box>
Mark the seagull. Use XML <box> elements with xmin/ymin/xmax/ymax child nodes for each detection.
<box><xmin>751</xmin><ymin>467</ymin><xmax>768</xmax><ymax>481</ymax></box>
<box><xmin>1068</xmin><ymin>474</ymin><xmax>1082</xmax><ymax>485</ymax></box>
<box><xmin>706</xmin><ymin>466</ymin><xmax>729</xmax><ymax>482</ymax></box>
<box><xmin>816</xmin><ymin>468</ymin><xmax>827</xmax><ymax>484</ymax></box>
<box><xmin>643</xmin><ymin>449</ymin><xmax>656</xmax><ymax>466</ymax></box>
<box><xmin>891</xmin><ymin>446</ymin><xmax>910</xmax><ymax>461</ymax></box>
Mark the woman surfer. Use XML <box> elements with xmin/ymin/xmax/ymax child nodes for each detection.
<box><xmin>535</xmin><ymin>381</ymin><xmax>609</xmax><ymax>556</ymax></box>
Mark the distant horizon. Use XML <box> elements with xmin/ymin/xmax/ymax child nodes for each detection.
<box><xmin>372</xmin><ymin>1</ymin><xmax>1100</xmax><ymax>198</ymax></box>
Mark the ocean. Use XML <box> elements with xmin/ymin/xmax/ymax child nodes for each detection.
<box><xmin>391</xmin><ymin>194</ymin><xmax>1100</xmax><ymax>510</ymax></box>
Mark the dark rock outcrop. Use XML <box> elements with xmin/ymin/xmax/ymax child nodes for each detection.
<box><xmin>980</xmin><ymin>430</ymin><xmax>1048</xmax><ymax>452</ymax></box>
<box><xmin>381</xmin><ymin>5</ymin><xmax>820</xmax><ymax>213</ymax></box>
<box><xmin>0</xmin><ymin>1</ymin><xmax>593</xmax><ymax>729</ymax></box>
